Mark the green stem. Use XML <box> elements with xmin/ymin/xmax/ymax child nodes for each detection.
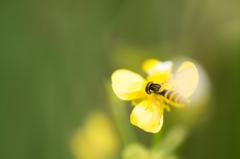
<box><xmin>151</xmin><ymin>130</ymin><xmax>163</xmax><ymax>148</ymax></box>
<box><xmin>105</xmin><ymin>81</ymin><xmax>138</xmax><ymax>146</ymax></box>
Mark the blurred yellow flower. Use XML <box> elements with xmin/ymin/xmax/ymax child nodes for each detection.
<box><xmin>111</xmin><ymin>59</ymin><xmax>198</xmax><ymax>133</ymax></box>
<box><xmin>70</xmin><ymin>111</ymin><xmax>119</xmax><ymax>159</ymax></box>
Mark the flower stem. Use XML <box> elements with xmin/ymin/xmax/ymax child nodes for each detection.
<box><xmin>105</xmin><ymin>81</ymin><xmax>138</xmax><ymax>146</ymax></box>
<box><xmin>151</xmin><ymin>130</ymin><xmax>163</xmax><ymax>148</ymax></box>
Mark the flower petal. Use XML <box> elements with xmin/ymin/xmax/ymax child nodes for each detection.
<box><xmin>143</xmin><ymin>59</ymin><xmax>173</xmax><ymax>83</ymax></box>
<box><xmin>111</xmin><ymin>69</ymin><xmax>147</xmax><ymax>100</ymax></box>
<box><xmin>130</xmin><ymin>96</ymin><xmax>164</xmax><ymax>133</ymax></box>
<box><xmin>142</xmin><ymin>59</ymin><xmax>160</xmax><ymax>73</ymax></box>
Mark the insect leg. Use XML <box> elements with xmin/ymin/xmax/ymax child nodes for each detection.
<box><xmin>145</xmin><ymin>101</ymin><xmax>152</xmax><ymax>111</ymax></box>
<box><xmin>158</xmin><ymin>97</ymin><xmax>163</xmax><ymax>125</ymax></box>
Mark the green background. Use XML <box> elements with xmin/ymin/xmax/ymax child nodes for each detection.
<box><xmin>1</xmin><ymin>0</ymin><xmax>240</xmax><ymax>159</ymax></box>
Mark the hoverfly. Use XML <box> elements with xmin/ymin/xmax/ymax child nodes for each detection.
<box><xmin>145</xmin><ymin>64</ymin><xmax>198</xmax><ymax>106</ymax></box>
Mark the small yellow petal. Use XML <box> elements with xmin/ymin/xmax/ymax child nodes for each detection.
<box><xmin>164</xmin><ymin>105</ymin><xmax>171</xmax><ymax>112</ymax></box>
<box><xmin>142</xmin><ymin>59</ymin><xmax>159</xmax><ymax>73</ymax></box>
<box><xmin>130</xmin><ymin>96</ymin><xmax>163</xmax><ymax>133</ymax></box>
<box><xmin>111</xmin><ymin>69</ymin><xmax>147</xmax><ymax>100</ymax></box>
<box><xmin>143</xmin><ymin>59</ymin><xmax>173</xmax><ymax>83</ymax></box>
<box><xmin>147</xmin><ymin>73</ymin><xmax>171</xmax><ymax>84</ymax></box>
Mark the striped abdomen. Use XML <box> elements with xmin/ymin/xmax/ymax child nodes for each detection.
<box><xmin>161</xmin><ymin>89</ymin><xmax>188</xmax><ymax>105</ymax></box>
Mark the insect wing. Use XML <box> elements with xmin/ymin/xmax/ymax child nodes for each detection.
<box><xmin>164</xmin><ymin>67</ymin><xmax>195</xmax><ymax>84</ymax></box>
<box><xmin>164</xmin><ymin>62</ymin><xmax>198</xmax><ymax>98</ymax></box>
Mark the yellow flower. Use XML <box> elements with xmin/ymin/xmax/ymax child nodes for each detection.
<box><xmin>70</xmin><ymin>111</ymin><xmax>120</xmax><ymax>159</ymax></box>
<box><xmin>111</xmin><ymin>59</ymin><xmax>198</xmax><ymax>133</ymax></box>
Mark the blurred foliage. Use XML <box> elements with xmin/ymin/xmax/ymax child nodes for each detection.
<box><xmin>122</xmin><ymin>125</ymin><xmax>187</xmax><ymax>159</ymax></box>
<box><xmin>1</xmin><ymin>0</ymin><xmax>240</xmax><ymax>159</ymax></box>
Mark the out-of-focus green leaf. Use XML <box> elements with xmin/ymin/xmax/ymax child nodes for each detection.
<box><xmin>122</xmin><ymin>143</ymin><xmax>149</xmax><ymax>159</ymax></box>
<box><xmin>153</xmin><ymin>125</ymin><xmax>188</xmax><ymax>157</ymax></box>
